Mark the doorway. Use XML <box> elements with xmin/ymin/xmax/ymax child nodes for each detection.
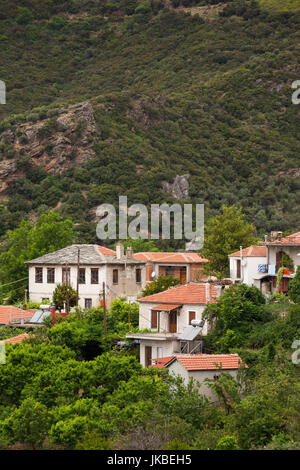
<box><xmin>169</xmin><ymin>311</ymin><xmax>177</xmax><ymax>333</ymax></box>
<box><xmin>145</xmin><ymin>346</ymin><xmax>152</xmax><ymax>367</ymax></box>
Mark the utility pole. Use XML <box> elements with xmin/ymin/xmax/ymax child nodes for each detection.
<box><xmin>128</xmin><ymin>303</ymin><xmax>131</xmax><ymax>334</ymax></box>
<box><xmin>76</xmin><ymin>247</ymin><xmax>80</xmax><ymax>306</ymax></box>
<box><xmin>103</xmin><ymin>282</ymin><xmax>107</xmax><ymax>337</ymax></box>
<box><xmin>65</xmin><ymin>264</ymin><xmax>69</xmax><ymax>314</ymax></box>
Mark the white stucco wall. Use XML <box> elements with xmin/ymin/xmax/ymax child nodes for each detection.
<box><xmin>230</xmin><ymin>256</ymin><xmax>267</xmax><ymax>286</ymax></box>
<box><xmin>28</xmin><ymin>262</ymin><xmax>146</xmax><ymax>309</ymax></box>
<box><xmin>138</xmin><ymin>302</ymin><xmax>207</xmax><ymax>334</ymax></box>
<box><xmin>140</xmin><ymin>338</ymin><xmax>180</xmax><ymax>367</ymax></box>
<box><xmin>167</xmin><ymin>361</ymin><xmax>238</xmax><ymax>399</ymax></box>
<box><xmin>267</xmin><ymin>246</ymin><xmax>300</xmax><ymax>269</ymax></box>
<box><xmin>28</xmin><ymin>265</ymin><xmax>107</xmax><ymax>308</ymax></box>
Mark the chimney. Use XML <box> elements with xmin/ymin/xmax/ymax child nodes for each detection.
<box><xmin>277</xmin><ymin>232</ymin><xmax>282</xmax><ymax>241</ymax></box>
<box><xmin>271</xmin><ymin>231</ymin><xmax>278</xmax><ymax>242</ymax></box>
<box><xmin>264</xmin><ymin>234</ymin><xmax>268</xmax><ymax>242</ymax></box>
<box><xmin>116</xmin><ymin>241</ymin><xmax>124</xmax><ymax>259</ymax></box>
<box><xmin>126</xmin><ymin>246</ymin><xmax>134</xmax><ymax>259</ymax></box>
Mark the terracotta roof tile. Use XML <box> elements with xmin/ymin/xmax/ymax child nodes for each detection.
<box><xmin>173</xmin><ymin>353</ymin><xmax>247</xmax><ymax>370</ymax></box>
<box><xmin>152</xmin><ymin>304</ymin><xmax>182</xmax><ymax>311</ymax></box>
<box><xmin>266</xmin><ymin>231</ymin><xmax>300</xmax><ymax>246</ymax></box>
<box><xmin>229</xmin><ymin>245</ymin><xmax>267</xmax><ymax>257</ymax></box>
<box><xmin>138</xmin><ymin>282</ymin><xmax>217</xmax><ymax>305</ymax></box>
<box><xmin>98</xmin><ymin>246</ymin><xmax>116</xmax><ymax>256</ymax></box>
<box><xmin>0</xmin><ymin>306</ymin><xmax>34</xmax><ymax>325</ymax></box>
<box><xmin>134</xmin><ymin>252</ymin><xmax>208</xmax><ymax>263</ymax></box>
<box><xmin>151</xmin><ymin>356</ymin><xmax>174</xmax><ymax>368</ymax></box>
<box><xmin>3</xmin><ymin>333</ymin><xmax>29</xmax><ymax>344</ymax></box>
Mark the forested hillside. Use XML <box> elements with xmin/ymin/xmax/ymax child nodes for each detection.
<box><xmin>1</xmin><ymin>0</ymin><xmax>300</xmax><ymax>244</ymax></box>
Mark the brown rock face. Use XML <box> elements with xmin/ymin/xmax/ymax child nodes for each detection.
<box><xmin>162</xmin><ymin>174</ymin><xmax>190</xmax><ymax>201</ymax></box>
<box><xmin>0</xmin><ymin>101</ymin><xmax>98</xmax><ymax>195</ymax></box>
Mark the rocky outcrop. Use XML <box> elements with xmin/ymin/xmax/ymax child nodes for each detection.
<box><xmin>0</xmin><ymin>101</ymin><xmax>98</xmax><ymax>195</ymax></box>
<box><xmin>162</xmin><ymin>174</ymin><xmax>189</xmax><ymax>201</ymax></box>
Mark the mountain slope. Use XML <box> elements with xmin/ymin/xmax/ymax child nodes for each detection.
<box><xmin>0</xmin><ymin>1</ymin><xmax>300</xmax><ymax>244</ymax></box>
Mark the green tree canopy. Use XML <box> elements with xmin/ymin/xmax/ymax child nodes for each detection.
<box><xmin>141</xmin><ymin>275</ymin><xmax>180</xmax><ymax>297</ymax></box>
<box><xmin>0</xmin><ymin>212</ymin><xmax>75</xmax><ymax>302</ymax></box>
<box><xmin>201</xmin><ymin>205</ymin><xmax>257</xmax><ymax>279</ymax></box>
<box><xmin>204</xmin><ymin>283</ymin><xmax>267</xmax><ymax>351</ymax></box>
<box><xmin>289</xmin><ymin>265</ymin><xmax>300</xmax><ymax>304</ymax></box>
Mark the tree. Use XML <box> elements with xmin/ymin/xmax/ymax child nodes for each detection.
<box><xmin>52</xmin><ymin>284</ymin><xmax>77</xmax><ymax>311</ymax></box>
<box><xmin>201</xmin><ymin>205</ymin><xmax>257</xmax><ymax>279</ymax></box>
<box><xmin>16</xmin><ymin>7</ymin><xmax>34</xmax><ymax>25</ymax></box>
<box><xmin>1</xmin><ymin>398</ymin><xmax>50</xmax><ymax>449</ymax></box>
<box><xmin>120</xmin><ymin>238</ymin><xmax>159</xmax><ymax>253</ymax></box>
<box><xmin>289</xmin><ymin>266</ymin><xmax>300</xmax><ymax>304</ymax></box>
<box><xmin>0</xmin><ymin>212</ymin><xmax>75</xmax><ymax>302</ymax></box>
<box><xmin>203</xmin><ymin>283</ymin><xmax>266</xmax><ymax>351</ymax></box>
<box><xmin>141</xmin><ymin>275</ymin><xmax>180</xmax><ymax>297</ymax></box>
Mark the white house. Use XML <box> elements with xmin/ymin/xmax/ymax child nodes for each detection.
<box><xmin>25</xmin><ymin>242</ymin><xmax>146</xmax><ymax>309</ymax></box>
<box><xmin>151</xmin><ymin>353</ymin><xmax>247</xmax><ymax>399</ymax></box>
<box><xmin>229</xmin><ymin>245</ymin><xmax>268</xmax><ymax>292</ymax></box>
<box><xmin>126</xmin><ymin>282</ymin><xmax>223</xmax><ymax>367</ymax></box>
<box><xmin>229</xmin><ymin>232</ymin><xmax>300</xmax><ymax>294</ymax></box>
<box><xmin>264</xmin><ymin>231</ymin><xmax>300</xmax><ymax>293</ymax></box>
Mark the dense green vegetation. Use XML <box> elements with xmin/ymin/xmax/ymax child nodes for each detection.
<box><xmin>0</xmin><ymin>212</ymin><xmax>75</xmax><ymax>303</ymax></box>
<box><xmin>0</xmin><ymin>285</ymin><xmax>299</xmax><ymax>450</ymax></box>
<box><xmin>0</xmin><ymin>0</ymin><xmax>300</xmax><ymax>245</ymax></box>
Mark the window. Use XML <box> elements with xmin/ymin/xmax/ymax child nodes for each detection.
<box><xmin>47</xmin><ymin>268</ymin><xmax>55</xmax><ymax>284</ymax></box>
<box><xmin>189</xmin><ymin>311</ymin><xmax>196</xmax><ymax>325</ymax></box>
<box><xmin>151</xmin><ymin>310</ymin><xmax>158</xmax><ymax>329</ymax></box>
<box><xmin>136</xmin><ymin>268</ymin><xmax>141</xmax><ymax>283</ymax></box>
<box><xmin>62</xmin><ymin>267</ymin><xmax>70</xmax><ymax>284</ymax></box>
<box><xmin>113</xmin><ymin>269</ymin><xmax>118</xmax><ymax>284</ymax></box>
<box><xmin>165</xmin><ymin>266</ymin><xmax>175</xmax><ymax>277</ymax></box>
<box><xmin>85</xmin><ymin>298</ymin><xmax>92</xmax><ymax>309</ymax></box>
<box><xmin>236</xmin><ymin>259</ymin><xmax>241</xmax><ymax>278</ymax></box>
<box><xmin>79</xmin><ymin>268</ymin><xmax>86</xmax><ymax>284</ymax></box>
<box><xmin>91</xmin><ymin>268</ymin><xmax>99</xmax><ymax>284</ymax></box>
<box><xmin>35</xmin><ymin>267</ymin><xmax>43</xmax><ymax>283</ymax></box>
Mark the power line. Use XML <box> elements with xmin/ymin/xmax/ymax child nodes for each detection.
<box><xmin>0</xmin><ymin>277</ymin><xmax>28</xmax><ymax>289</ymax></box>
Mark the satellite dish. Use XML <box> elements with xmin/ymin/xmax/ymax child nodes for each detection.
<box><xmin>151</xmin><ymin>271</ymin><xmax>156</xmax><ymax>278</ymax></box>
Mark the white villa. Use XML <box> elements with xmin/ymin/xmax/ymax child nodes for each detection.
<box><xmin>25</xmin><ymin>242</ymin><xmax>146</xmax><ymax>309</ymax></box>
<box><xmin>127</xmin><ymin>282</ymin><xmax>223</xmax><ymax>367</ymax></box>
<box><xmin>229</xmin><ymin>231</ymin><xmax>300</xmax><ymax>294</ymax></box>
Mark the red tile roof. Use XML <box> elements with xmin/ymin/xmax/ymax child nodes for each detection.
<box><xmin>0</xmin><ymin>306</ymin><xmax>34</xmax><ymax>325</ymax></box>
<box><xmin>134</xmin><ymin>252</ymin><xmax>208</xmax><ymax>263</ymax></box>
<box><xmin>152</xmin><ymin>304</ymin><xmax>182</xmax><ymax>311</ymax></box>
<box><xmin>3</xmin><ymin>333</ymin><xmax>29</xmax><ymax>344</ymax></box>
<box><xmin>229</xmin><ymin>245</ymin><xmax>267</xmax><ymax>257</ymax></box>
<box><xmin>151</xmin><ymin>356</ymin><xmax>175</xmax><ymax>368</ymax></box>
<box><xmin>266</xmin><ymin>231</ymin><xmax>300</xmax><ymax>246</ymax></box>
<box><xmin>167</xmin><ymin>354</ymin><xmax>247</xmax><ymax>371</ymax></box>
<box><xmin>98</xmin><ymin>246</ymin><xmax>116</xmax><ymax>256</ymax></box>
<box><xmin>138</xmin><ymin>282</ymin><xmax>217</xmax><ymax>305</ymax></box>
